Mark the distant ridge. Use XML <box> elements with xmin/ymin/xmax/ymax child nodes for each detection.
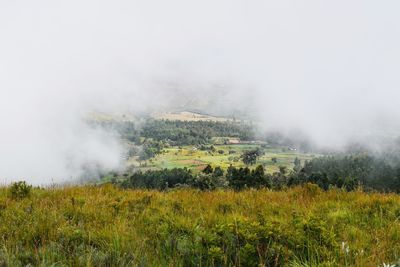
<box><xmin>151</xmin><ymin>111</ymin><xmax>234</xmax><ymax>122</ymax></box>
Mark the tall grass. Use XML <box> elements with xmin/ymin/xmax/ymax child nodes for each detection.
<box><xmin>0</xmin><ymin>184</ymin><xmax>398</xmax><ymax>266</ymax></box>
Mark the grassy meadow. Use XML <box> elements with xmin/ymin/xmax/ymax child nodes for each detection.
<box><xmin>0</xmin><ymin>184</ymin><xmax>399</xmax><ymax>266</ymax></box>
<box><xmin>130</xmin><ymin>144</ymin><xmax>316</xmax><ymax>174</ymax></box>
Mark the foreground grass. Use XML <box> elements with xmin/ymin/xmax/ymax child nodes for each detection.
<box><xmin>0</xmin><ymin>185</ymin><xmax>399</xmax><ymax>266</ymax></box>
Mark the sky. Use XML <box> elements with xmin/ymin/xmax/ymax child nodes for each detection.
<box><xmin>1</xmin><ymin>0</ymin><xmax>400</xmax><ymax>183</ymax></box>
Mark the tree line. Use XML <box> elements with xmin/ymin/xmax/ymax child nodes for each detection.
<box><xmin>118</xmin><ymin>153</ymin><xmax>400</xmax><ymax>192</ymax></box>
<box><xmin>140</xmin><ymin>120</ymin><xmax>255</xmax><ymax>145</ymax></box>
<box><xmin>97</xmin><ymin>119</ymin><xmax>255</xmax><ymax>145</ymax></box>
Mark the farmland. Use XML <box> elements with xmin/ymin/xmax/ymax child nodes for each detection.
<box><xmin>130</xmin><ymin>144</ymin><xmax>316</xmax><ymax>174</ymax></box>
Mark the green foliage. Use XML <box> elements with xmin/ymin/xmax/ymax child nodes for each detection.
<box><xmin>202</xmin><ymin>164</ymin><xmax>213</xmax><ymax>174</ymax></box>
<box><xmin>118</xmin><ymin>165</ymin><xmax>275</xmax><ymax>191</ymax></box>
<box><xmin>226</xmin><ymin>165</ymin><xmax>271</xmax><ymax>190</ymax></box>
<box><xmin>121</xmin><ymin>168</ymin><xmax>194</xmax><ymax>189</ymax></box>
<box><xmin>9</xmin><ymin>181</ymin><xmax>31</xmax><ymax>200</ymax></box>
<box><xmin>289</xmin><ymin>153</ymin><xmax>400</xmax><ymax>192</ymax></box>
<box><xmin>241</xmin><ymin>148</ymin><xmax>262</xmax><ymax>165</ymax></box>
<box><xmin>191</xmin><ymin>173</ymin><xmax>217</xmax><ymax>190</ymax></box>
<box><xmin>213</xmin><ymin>166</ymin><xmax>224</xmax><ymax>177</ymax></box>
<box><xmin>139</xmin><ymin>140</ymin><xmax>165</xmax><ymax>160</ymax></box>
<box><xmin>141</xmin><ymin>120</ymin><xmax>255</xmax><ymax>146</ymax></box>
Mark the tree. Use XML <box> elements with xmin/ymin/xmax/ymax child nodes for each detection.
<box><xmin>251</xmin><ymin>165</ymin><xmax>269</xmax><ymax>188</ymax></box>
<box><xmin>192</xmin><ymin>173</ymin><xmax>215</xmax><ymax>190</ymax></box>
<box><xmin>203</xmin><ymin>164</ymin><xmax>213</xmax><ymax>174</ymax></box>
<box><xmin>227</xmin><ymin>166</ymin><xmax>251</xmax><ymax>190</ymax></box>
<box><xmin>241</xmin><ymin>148</ymin><xmax>262</xmax><ymax>165</ymax></box>
<box><xmin>279</xmin><ymin>166</ymin><xmax>287</xmax><ymax>175</ymax></box>
<box><xmin>213</xmin><ymin>166</ymin><xmax>224</xmax><ymax>177</ymax></box>
<box><xmin>293</xmin><ymin>157</ymin><xmax>301</xmax><ymax>172</ymax></box>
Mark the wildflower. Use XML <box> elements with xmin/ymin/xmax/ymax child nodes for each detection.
<box><xmin>341</xmin><ymin>241</ymin><xmax>350</xmax><ymax>255</ymax></box>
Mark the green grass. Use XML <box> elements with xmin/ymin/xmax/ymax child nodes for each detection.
<box><xmin>0</xmin><ymin>184</ymin><xmax>399</xmax><ymax>266</ymax></box>
<box><xmin>133</xmin><ymin>144</ymin><xmax>316</xmax><ymax>174</ymax></box>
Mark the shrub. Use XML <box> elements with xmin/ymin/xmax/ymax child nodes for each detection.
<box><xmin>10</xmin><ymin>181</ymin><xmax>32</xmax><ymax>200</ymax></box>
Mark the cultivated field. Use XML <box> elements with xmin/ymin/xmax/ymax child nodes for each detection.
<box><xmin>0</xmin><ymin>184</ymin><xmax>399</xmax><ymax>266</ymax></box>
<box><xmin>131</xmin><ymin>144</ymin><xmax>316</xmax><ymax>174</ymax></box>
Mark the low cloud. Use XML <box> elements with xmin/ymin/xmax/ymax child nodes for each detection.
<box><xmin>1</xmin><ymin>0</ymin><xmax>400</xmax><ymax>183</ymax></box>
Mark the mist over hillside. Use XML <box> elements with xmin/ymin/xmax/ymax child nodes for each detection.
<box><xmin>1</xmin><ymin>0</ymin><xmax>400</xmax><ymax>183</ymax></box>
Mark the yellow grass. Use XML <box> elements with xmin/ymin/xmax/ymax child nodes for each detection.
<box><xmin>0</xmin><ymin>184</ymin><xmax>399</xmax><ymax>266</ymax></box>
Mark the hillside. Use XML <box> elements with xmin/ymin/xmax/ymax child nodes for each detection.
<box><xmin>151</xmin><ymin>111</ymin><xmax>235</xmax><ymax>122</ymax></box>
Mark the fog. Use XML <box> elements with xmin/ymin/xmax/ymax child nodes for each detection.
<box><xmin>1</xmin><ymin>0</ymin><xmax>400</xmax><ymax>183</ymax></box>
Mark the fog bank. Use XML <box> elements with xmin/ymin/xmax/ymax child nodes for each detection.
<box><xmin>1</xmin><ymin>0</ymin><xmax>400</xmax><ymax>183</ymax></box>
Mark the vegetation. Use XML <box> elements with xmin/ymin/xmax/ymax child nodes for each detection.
<box><xmin>9</xmin><ymin>181</ymin><xmax>32</xmax><ymax>200</ymax></box>
<box><xmin>120</xmin><ymin>150</ymin><xmax>400</xmax><ymax>193</ymax></box>
<box><xmin>130</xmin><ymin>144</ymin><xmax>315</xmax><ymax>175</ymax></box>
<box><xmin>291</xmin><ymin>153</ymin><xmax>400</xmax><ymax>192</ymax></box>
<box><xmin>0</xmin><ymin>184</ymin><xmax>398</xmax><ymax>266</ymax></box>
<box><xmin>99</xmin><ymin>119</ymin><xmax>255</xmax><ymax>147</ymax></box>
<box><xmin>119</xmin><ymin>165</ymin><xmax>275</xmax><ymax>191</ymax></box>
<box><xmin>97</xmin><ymin>119</ymin><xmax>260</xmax><ymax>162</ymax></box>
<box><xmin>140</xmin><ymin>120</ymin><xmax>255</xmax><ymax>146</ymax></box>
<box><xmin>121</xmin><ymin>168</ymin><xmax>193</xmax><ymax>190</ymax></box>
<box><xmin>67</xmin><ymin>116</ymin><xmax>400</xmax><ymax>266</ymax></box>
<box><xmin>240</xmin><ymin>148</ymin><xmax>263</xmax><ymax>165</ymax></box>
<box><xmin>138</xmin><ymin>139</ymin><xmax>166</xmax><ymax>160</ymax></box>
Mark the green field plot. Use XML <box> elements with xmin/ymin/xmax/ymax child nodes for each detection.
<box><xmin>134</xmin><ymin>144</ymin><xmax>316</xmax><ymax>173</ymax></box>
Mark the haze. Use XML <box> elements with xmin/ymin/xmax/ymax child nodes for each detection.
<box><xmin>1</xmin><ymin>0</ymin><xmax>400</xmax><ymax>183</ymax></box>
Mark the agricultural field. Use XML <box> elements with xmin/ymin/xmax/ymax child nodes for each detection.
<box><xmin>129</xmin><ymin>144</ymin><xmax>316</xmax><ymax>174</ymax></box>
<box><xmin>1</xmin><ymin>183</ymin><xmax>399</xmax><ymax>266</ymax></box>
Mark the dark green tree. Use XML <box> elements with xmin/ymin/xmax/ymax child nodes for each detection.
<box><xmin>241</xmin><ymin>148</ymin><xmax>262</xmax><ymax>165</ymax></box>
<box><xmin>203</xmin><ymin>164</ymin><xmax>213</xmax><ymax>174</ymax></box>
<box><xmin>213</xmin><ymin>166</ymin><xmax>224</xmax><ymax>177</ymax></box>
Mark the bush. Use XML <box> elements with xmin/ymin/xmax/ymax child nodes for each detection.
<box><xmin>10</xmin><ymin>181</ymin><xmax>32</xmax><ymax>200</ymax></box>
